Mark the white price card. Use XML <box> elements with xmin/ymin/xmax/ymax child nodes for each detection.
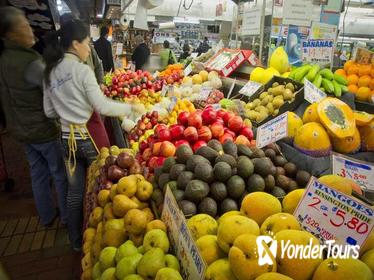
<box><xmin>184</xmin><ymin>63</ymin><xmax>193</xmax><ymax>76</ymax></box>
<box><xmin>332</xmin><ymin>152</ymin><xmax>374</xmax><ymax>192</ymax></box>
<box><xmin>256</xmin><ymin>112</ymin><xmax>288</xmax><ymax>148</ymax></box>
<box><xmin>168</xmin><ymin>96</ymin><xmax>178</xmax><ymax>112</ymax></box>
<box><xmin>212</xmin><ymin>103</ymin><xmax>221</xmax><ymax>110</ymax></box>
<box><xmin>239</xmin><ymin>80</ymin><xmax>262</xmax><ymax>98</ymax></box>
<box><xmin>304</xmin><ymin>78</ymin><xmax>327</xmax><ymax>103</ymax></box>
<box><xmin>227</xmin><ymin>78</ymin><xmax>236</xmax><ymax>99</ymax></box>
<box><xmin>200</xmin><ymin>86</ymin><xmax>212</xmax><ymax>99</ymax></box>
<box><xmin>162</xmin><ymin>187</ymin><xmax>206</xmax><ymax>280</ymax></box>
<box><xmin>161</xmin><ymin>84</ymin><xmax>168</xmax><ymax>97</ymax></box>
<box><xmin>294</xmin><ymin>177</ymin><xmax>374</xmax><ymax>248</ymax></box>
<box><xmin>190</xmin><ymin>52</ymin><xmax>198</xmax><ymax>58</ymax></box>
<box><xmin>168</xmin><ymin>85</ymin><xmax>175</xmax><ymax>97</ymax></box>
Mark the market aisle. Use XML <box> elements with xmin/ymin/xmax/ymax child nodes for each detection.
<box><xmin>0</xmin><ymin>133</ymin><xmax>80</xmax><ymax>279</ymax></box>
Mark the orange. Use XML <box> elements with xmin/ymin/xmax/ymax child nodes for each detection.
<box><xmin>358</xmin><ymin>75</ymin><xmax>371</xmax><ymax>87</ymax></box>
<box><xmin>348</xmin><ymin>84</ymin><xmax>358</xmax><ymax>93</ymax></box>
<box><xmin>347</xmin><ymin>64</ymin><xmax>359</xmax><ymax>75</ymax></box>
<box><xmin>344</xmin><ymin>60</ymin><xmax>355</xmax><ymax>72</ymax></box>
<box><xmin>371</xmin><ymin>68</ymin><xmax>374</xmax><ymax>78</ymax></box>
<box><xmin>347</xmin><ymin>74</ymin><xmax>359</xmax><ymax>85</ymax></box>
<box><xmin>369</xmin><ymin>79</ymin><xmax>374</xmax><ymax>90</ymax></box>
<box><xmin>359</xmin><ymin>64</ymin><xmax>372</xmax><ymax>76</ymax></box>
<box><xmin>356</xmin><ymin>87</ymin><xmax>371</xmax><ymax>102</ymax></box>
<box><xmin>335</xmin><ymin>69</ymin><xmax>346</xmax><ymax>77</ymax></box>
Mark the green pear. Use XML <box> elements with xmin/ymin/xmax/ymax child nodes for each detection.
<box><xmin>116</xmin><ymin>253</ymin><xmax>143</xmax><ymax>279</ymax></box>
<box><xmin>137</xmin><ymin>248</ymin><xmax>166</xmax><ymax>279</ymax></box>
<box><xmin>115</xmin><ymin>240</ymin><xmax>138</xmax><ymax>263</ymax></box>
<box><xmin>165</xmin><ymin>254</ymin><xmax>180</xmax><ymax>271</ymax></box>
<box><xmin>123</xmin><ymin>275</ymin><xmax>144</xmax><ymax>280</ymax></box>
<box><xmin>92</xmin><ymin>262</ymin><xmax>102</xmax><ymax>280</ymax></box>
<box><xmin>143</xmin><ymin>229</ymin><xmax>170</xmax><ymax>253</ymax></box>
<box><xmin>105</xmin><ymin>218</ymin><xmax>124</xmax><ymax>231</ymax></box>
<box><xmin>155</xmin><ymin>267</ymin><xmax>183</xmax><ymax>280</ymax></box>
<box><xmin>100</xmin><ymin>267</ymin><xmax>116</xmax><ymax>280</ymax></box>
<box><xmin>99</xmin><ymin>247</ymin><xmax>117</xmax><ymax>271</ymax></box>
<box><xmin>138</xmin><ymin>245</ymin><xmax>145</xmax><ymax>254</ymax></box>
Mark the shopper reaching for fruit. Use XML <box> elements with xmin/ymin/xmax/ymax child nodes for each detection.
<box><xmin>42</xmin><ymin>19</ymin><xmax>135</xmax><ymax>251</ymax></box>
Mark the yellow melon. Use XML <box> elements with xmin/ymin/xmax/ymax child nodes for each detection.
<box><xmin>302</xmin><ymin>103</ymin><xmax>320</xmax><ymax>123</ymax></box>
<box><xmin>192</xmin><ymin>74</ymin><xmax>203</xmax><ymax>84</ymax></box>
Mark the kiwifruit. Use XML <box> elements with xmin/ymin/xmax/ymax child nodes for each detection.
<box><xmin>284</xmin><ymin>162</ymin><xmax>297</xmax><ymax>177</ymax></box>
<box><xmin>296</xmin><ymin>170</ymin><xmax>311</xmax><ymax>187</ymax></box>
<box><xmin>264</xmin><ymin>149</ymin><xmax>276</xmax><ymax>160</ymax></box>
<box><xmin>276</xmin><ymin>175</ymin><xmax>290</xmax><ymax>191</ymax></box>
<box><xmin>275</xmin><ymin>167</ymin><xmax>286</xmax><ymax>177</ymax></box>
<box><xmin>264</xmin><ymin>174</ymin><xmax>276</xmax><ymax>192</ymax></box>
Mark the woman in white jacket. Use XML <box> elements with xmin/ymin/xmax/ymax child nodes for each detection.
<box><xmin>43</xmin><ymin>20</ymin><xmax>132</xmax><ymax>250</ymax></box>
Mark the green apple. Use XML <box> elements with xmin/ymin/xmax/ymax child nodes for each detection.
<box><xmin>155</xmin><ymin>267</ymin><xmax>183</xmax><ymax>280</ymax></box>
<box><xmin>138</xmin><ymin>245</ymin><xmax>145</xmax><ymax>254</ymax></box>
<box><xmin>165</xmin><ymin>254</ymin><xmax>180</xmax><ymax>271</ymax></box>
<box><xmin>137</xmin><ymin>248</ymin><xmax>166</xmax><ymax>279</ymax></box>
<box><xmin>123</xmin><ymin>275</ymin><xmax>144</xmax><ymax>280</ymax></box>
<box><xmin>115</xmin><ymin>240</ymin><xmax>138</xmax><ymax>263</ymax></box>
<box><xmin>99</xmin><ymin>247</ymin><xmax>117</xmax><ymax>271</ymax></box>
<box><xmin>116</xmin><ymin>253</ymin><xmax>142</xmax><ymax>279</ymax></box>
<box><xmin>143</xmin><ymin>229</ymin><xmax>170</xmax><ymax>253</ymax></box>
<box><xmin>92</xmin><ymin>262</ymin><xmax>102</xmax><ymax>280</ymax></box>
<box><xmin>100</xmin><ymin>267</ymin><xmax>116</xmax><ymax>280</ymax></box>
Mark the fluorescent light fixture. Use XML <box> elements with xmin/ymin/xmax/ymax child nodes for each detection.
<box><xmin>159</xmin><ymin>21</ymin><xmax>176</xmax><ymax>29</ymax></box>
<box><xmin>57</xmin><ymin>0</ymin><xmax>62</xmax><ymax>4</ymax></box>
<box><xmin>97</xmin><ymin>13</ymin><xmax>103</xmax><ymax>18</ymax></box>
<box><xmin>57</xmin><ymin>6</ymin><xmax>62</xmax><ymax>11</ymax></box>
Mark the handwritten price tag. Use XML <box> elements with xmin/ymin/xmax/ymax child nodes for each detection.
<box><xmin>184</xmin><ymin>63</ymin><xmax>193</xmax><ymax>76</ymax></box>
<box><xmin>256</xmin><ymin>112</ymin><xmax>288</xmax><ymax>148</ymax></box>
<box><xmin>161</xmin><ymin>84</ymin><xmax>168</xmax><ymax>97</ymax></box>
<box><xmin>239</xmin><ymin>80</ymin><xmax>262</xmax><ymax>97</ymax></box>
<box><xmin>304</xmin><ymin>78</ymin><xmax>326</xmax><ymax>103</ymax></box>
<box><xmin>294</xmin><ymin>177</ymin><xmax>374</xmax><ymax>247</ymax></box>
<box><xmin>168</xmin><ymin>96</ymin><xmax>178</xmax><ymax>112</ymax></box>
<box><xmin>162</xmin><ymin>187</ymin><xmax>206</xmax><ymax>280</ymax></box>
<box><xmin>332</xmin><ymin>152</ymin><xmax>374</xmax><ymax>191</ymax></box>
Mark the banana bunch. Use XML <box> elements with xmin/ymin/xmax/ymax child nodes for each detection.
<box><xmin>289</xmin><ymin>64</ymin><xmax>348</xmax><ymax>97</ymax></box>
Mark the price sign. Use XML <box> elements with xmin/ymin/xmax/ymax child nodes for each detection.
<box><xmin>161</xmin><ymin>84</ymin><xmax>168</xmax><ymax>97</ymax></box>
<box><xmin>304</xmin><ymin>79</ymin><xmax>326</xmax><ymax>103</ymax></box>
<box><xmin>332</xmin><ymin>152</ymin><xmax>374</xmax><ymax>191</ymax></box>
<box><xmin>162</xmin><ymin>187</ymin><xmax>206</xmax><ymax>280</ymax></box>
<box><xmin>184</xmin><ymin>63</ymin><xmax>193</xmax><ymax>76</ymax></box>
<box><xmin>239</xmin><ymin>80</ymin><xmax>262</xmax><ymax>97</ymax></box>
<box><xmin>294</xmin><ymin>177</ymin><xmax>374</xmax><ymax>247</ymax></box>
<box><xmin>190</xmin><ymin>52</ymin><xmax>199</xmax><ymax>58</ymax></box>
<box><xmin>227</xmin><ymin>78</ymin><xmax>236</xmax><ymax>99</ymax></box>
<box><xmin>212</xmin><ymin>103</ymin><xmax>221</xmax><ymax>110</ymax></box>
<box><xmin>167</xmin><ymin>85</ymin><xmax>175</xmax><ymax>97</ymax></box>
<box><xmin>256</xmin><ymin>112</ymin><xmax>288</xmax><ymax>148</ymax></box>
<box><xmin>168</xmin><ymin>96</ymin><xmax>178</xmax><ymax>112</ymax></box>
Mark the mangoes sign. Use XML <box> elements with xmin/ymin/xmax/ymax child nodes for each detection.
<box><xmin>294</xmin><ymin>177</ymin><xmax>374</xmax><ymax>248</ymax></box>
<box><xmin>162</xmin><ymin>187</ymin><xmax>206</xmax><ymax>279</ymax></box>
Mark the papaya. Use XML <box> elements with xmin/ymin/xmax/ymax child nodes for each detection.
<box><xmin>354</xmin><ymin>111</ymin><xmax>374</xmax><ymax>126</ymax></box>
<box><xmin>287</xmin><ymin>112</ymin><xmax>303</xmax><ymax>139</ymax></box>
<box><xmin>331</xmin><ymin>127</ymin><xmax>361</xmax><ymax>154</ymax></box>
<box><xmin>302</xmin><ymin>103</ymin><xmax>320</xmax><ymax>123</ymax></box>
<box><xmin>359</xmin><ymin>120</ymin><xmax>374</xmax><ymax>152</ymax></box>
<box><xmin>317</xmin><ymin>97</ymin><xmax>355</xmax><ymax>138</ymax></box>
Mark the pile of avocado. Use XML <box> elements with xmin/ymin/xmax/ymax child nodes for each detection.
<box><xmin>151</xmin><ymin>141</ymin><xmax>311</xmax><ymax>219</ymax></box>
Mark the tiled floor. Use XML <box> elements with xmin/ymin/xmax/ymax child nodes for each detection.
<box><xmin>0</xmin><ymin>133</ymin><xmax>81</xmax><ymax>279</ymax></box>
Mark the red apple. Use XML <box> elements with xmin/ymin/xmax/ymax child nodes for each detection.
<box><xmin>215</xmin><ymin>118</ymin><xmax>224</xmax><ymax>125</ymax></box>
<box><xmin>183</xmin><ymin>126</ymin><xmax>198</xmax><ymax>143</ymax></box>
<box><xmin>228</xmin><ymin>116</ymin><xmax>244</xmax><ymax>133</ymax></box>
<box><xmin>157</xmin><ymin>128</ymin><xmax>171</xmax><ymax>141</ymax></box>
<box><xmin>188</xmin><ymin>112</ymin><xmax>203</xmax><ymax>128</ymax></box>
<box><xmin>224</xmin><ymin>128</ymin><xmax>236</xmax><ymax>138</ymax></box>
<box><xmin>235</xmin><ymin>135</ymin><xmax>251</xmax><ymax>147</ymax></box>
<box><xmin>177</xmin><ymin>111</ymin><xmax>190</xmax><ymax>126</ymax></box>
<box><xmin>154</xmin><ymin>124</ymin><xmax>168</xmax><ymax>137</ymax></box>
<box><xmin>198</xmin><ymin>126</ymin><xmax>212</xmax><ymax>142</ymax></box>
<box><xmin>174</xmin><ymin>140</ymin><xmax>190</xmax><ymax>148</ymax></box>
<box><xmin>148</xmin><ymin>156</ymin><xmax>159</xmax><ymax>170</ymax></box>
<box><xmin>142</xmin><ymin>148</ymin><xmax>153</xmax><ymax>162</ymax></box>
<box><xmin>240</xmin><ymin>126</ymin><xmax>254</xmax><ymax>140</ymax></box>
<box><xmin>201</xmin><ymin>109</ymin><xmax>217</xmax><ymax>125</ymax></box>
<box><xmin>156</xmin><ymin>156</ymin><xmax>166</xmax><ymax>167</ymax></box>
<box><xmin>210</xmin><ymin>122</ymin><xmax>224</xmax><ymax>139</ymax></box>
<box><xmin>139</xmin><ymin>140</ymin><xmax>148</xmax><ymax>152</ymax></box>
<box><xmin>152</xmin><ymin>142</ymin><xmax>162</xmax><ymax>156</ymax></box>
<box><xmin>219</xmin><ymin>133</ymin><xmax>234</xmax><ymax>144</ymax></box>
<box><xmin>160</xmin><ymin>141</ymin><xmax>176</xmax><ymax>157</ymax></box>
<box><xmin>193</xmin><ymin>140</ymin><xmax>207</xmax><ymax>152</ymax></box>
<box><xmin>170</xmin><ymin>124</ymin><xmax>184</xmax><ymax>140</ymax></box>
<box><xmin>223</xmin><ymin>111</ymin><xmax>235</xmax><ymax>125</ymax></box>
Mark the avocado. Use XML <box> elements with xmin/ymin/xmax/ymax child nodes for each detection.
<box><xmin>227</xmin><ymin>175</ymin><xmax>246</xmax><ymax>199</ymax></box>
<box><xmin>284</xmin><ymin>162</ymin><xmax>297</xmax><ymax>177</ymax></box>
<box><xmin>177</xmin><ymin>171</ymin><xmax>194</xmax><ymax>190</ymax></box>
<box><xmin>296</xmin><ymin>170</ymin><xmax>311</xmax><ymax>187</ymax></box>
<box><xmin>288</xmin><ymin>180</ymin><xmax>299</xmax><ymax>192</ymax></box>
<box><xmin>223</xmin><ymin>140</ymin><xmax>238</xmax><ymax>158</ymax></box>
<box><xmin>271</xmin><ymin>186</ymin><xmax>286</xmax><ymax>201</ymax></box>
<box><xmin>274</xmin><ymin>155</ymin><xmax>288</xmax><ymax>167</ymax></box>
<box><xmin>247</xmin><ymin>174</ymin><xmax>265</xmax><ymax>192</ymax></box>
<box><xmin>163</xmin><ymin>180</ymin><xmax>177</xmax><ymax>193</ymax></box>
<box><xmin>186</xmin><ymin>155</ymin><xmax>210</xmax><ymax>172</ymax></box>
<box><xmin>198</xmin><ymin>197</ymin><xmax>218</xmax><ymax>217</ymax></box>
<box><xmin>154</xmin><ymin>167</ymin><xmax>163</xmax><ymax>185</ymax></box>
<box><xmin>162</xmin><ymin>157</ymin><xmax>176</xmax><ymax>173</ymax></box>
<box><xmin>178</xmin><ymin>200</ymin><xmax>197</xmax><ymax>217</ymax></box>
<box><xmin>169</xmin><ymin>164</ymin><xmax>186</xmax><ymax>180</ymax></box>
<box><xmin>253</xmin><ymin>158</ymin><xmax>273</xmax><ymax>177</ymax></box>
<box><xmin>275</xmin><ymin>167</ymin><xmax>286</xmax><ymax>177</ymax></box>
<box><xmin>237</xmin><ymin>156</ymin><xmax>254</xmax><ymax>178</ymax></box>
<box><xmin>220</xmin><ymin>198</ymin><xmax>238</xmax><ymax>214</ymax></box>
<box><xmin>213</xmin><ymin>162</ymin><xmax>232</xmax><ymax>182</ymax></box>
<box><xmin>172</xmin><ymin>189</ymin><xmax>184</xmax><ymax>202</ymax></box>
<box><xmin>237</xmin><ymin>144</ymin><xmax>253</xmax><ymax>158</ymax></box>
<box><xmin>215</xmin><ymin>154</ymin><xmax>237</xmax><ymax>169</ymax></box>
<box><xmin>194</xmin><ymin>162</ymin><xmax>214</xmax><ymax>183</ymax></box>
<box><xmin>276</xmin><ymin>175</ymin><xmax>290</xmax><ymax>191</ymax></box>
<box><xmin>158</xmin><ymin>173</ymin><xmax>170</xmax><ymax>190</ymax></box>
<box><xmin>196</xmin><ymin>146</ymin><xmax>219</xmax><ymax>163</ymax></box>
<box><xmin>207</xmin><ymin>139</ymin><xmax>223</xmax><ymax>153</ymax></box>
<box><xmin>151</xmin><ymin>188</ymin><xmax>164</xmax><ymax>206</ymax></box>
<box><xmin>264</xmin><ymin>174</ymin><xmax>276</xmax><ymax>192</ymax></box>
<box><xmin>184</xmin><ymin>180</ymin><xmax>210</xmax><ymax>203</ymax></box>
<box><xmin>270</xmin><ymin>165</ymin><xmax>277</xmax><ymax>176</ymax></box>
<box><xmin>264</xmin><ymin>148</ymin><xmax>276</xmax><ymax>160</ymax></box>
<box><xmin>176</xmin><ymin>144</ymin><xmax>193</xmax><ymax>163</ymax></box>
<box><xmin>209</xmin><ymin>182</ymin><xmax>228</xmax><ymax>202</ymax></box>
<box><xmin>250</xmin><ymin>147</ymin><xmax>265</xmax><ymax>158</ymax></box>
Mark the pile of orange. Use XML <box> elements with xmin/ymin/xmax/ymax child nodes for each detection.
<box><xmin>336</xmin><ymin>60</ymin><xmax>374</xmax><ymax>102</ymax></box>
<box><xmin>159</xmin><ymin>63</ymin><xmax>184</xmax><ymax>77</ymax></box>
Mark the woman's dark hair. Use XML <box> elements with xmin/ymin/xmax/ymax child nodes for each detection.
<box><xmin>163</xmin><ymin>40</ymin><xmax>170</xmax><ymax>48</ymax></box>
<box><xmin>100</xmin><ymin>26</ymin><xmax>109</xmax><ymax>38</ymax></box>
<box><xmin>0</xmin><ymin>7</ymin><xmax>24</xmax><ymax>55</ymax></box>
<box><xmin>43</xmin><ymin>19</ymin><xmax>88</xmax><ymax>86</ymax></box>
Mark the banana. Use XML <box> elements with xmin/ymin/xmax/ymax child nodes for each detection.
<box><xmin>333</xmin><ymin>73</ymin><xmax>348</xmax><ymax>85</ymax></box>
<box><xmin>306</xmin><ymin>64</ymin><xmax>320</xmax><ymax>81</ymax></box>
<box><xmin>312</xmin><ymin>73</ymin><xmax>322</xmax><ymax>88</ymax></box>
<box><xmin>294</xmin><ymin>65</ymin><xmax>312</xmax><ymax>82</ymax></box>
<box><xmin>319</xmin><ymin>69</ymin><xmax>334</xmax><ymax>81</ymax></box>
<box><xmin>332</xmin><ymin>80</ymin><xmax>342</xmax><ymax>97</ymax></box>
<box><xmin>321</xmin><ymin>78</ymin><xmax>334</xmax><ymax>94</ymax></box>
<box><xmin>340</xmin><ymin>84</ymin><xmax>348</xmax><ymax>93</ymax></box>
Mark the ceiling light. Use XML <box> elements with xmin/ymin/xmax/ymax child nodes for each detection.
<box><xmin>97</xmin><ymin>13</ymin><xmax>103</xmax><ymax>18</ymax></box>
<box><xmin>57</xmin><ymin>0</ymin><xmax>62</xmax><ymax>4</ymax></box>
<box><xmin>57</xmin><ymin>6</ymin><xmax>62</xmax><ymax>11</ymax></box>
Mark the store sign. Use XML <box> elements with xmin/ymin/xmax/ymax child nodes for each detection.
<box><xmin>256</xmin><ymin>112</ymin><xmax>288</xmax><ymax>148</ymax></box>
<box><xmin>310</xmin><ymin>22</ymin><xmax>337</xmax><ymax>40</ymax></box>
<box><xmin>304</xmin><ymin>79</ymin><xmax>327</xmax><ymax>103</ymax></box>
<box><xmin>283</xmin><ymin>0</ymin><xmax>313</xmax><ymax>27</ymax></box>
<box><xmin>332</xmin><ymin>152</ymin><xmax>374</xmax><ymax>192</ymax></box>
<box><xmin>286</xmin><ymin>25</ymin><xmax>310</xmax><ymax>66</ymax></box>
<box><xmin>239</xmin><ymin>80</ymin><xmax>262</xmax><ymax>98</ymax></box>
<box><xmin>353</xmin><ymin>47</ymin><xmax>374</xmax><ymax>65</ymax></box>
<box><xmin>162</xmin><ymin>187</ymin><xmax>206</xmax><ymax>280</ymax></box>
<box><xmin>301</xmin><ymin>39</ymin><xmax>334</xmax><ymax>66</ymax></box>
<box><xmin>294</xmin><ymin>177</ymin><xmax>374</xmax><ymax>247</ymax></box>
<box><xmin>241</xmin><ymin>7</ymin><xmax>262</xmax><ymax>36</ymax></box>
<box><xmin>184</xmin><ymin>63</ymin><xmax>193</xmax><ymax>76</ymax></box>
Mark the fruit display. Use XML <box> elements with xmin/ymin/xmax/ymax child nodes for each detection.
<box><xmin>152</xmin><ymin>140</ymin><xmax>311</xmax><ymax>218</ymax></box>
<box><xmin>289</xmin><ymin>64</ymin><xmax>348</xmax><ymax>97</ymax></box>
<box><xmin>127</xmin><ymin>111</ymin><xmax>163</xmax><ymax>145</ymax></box>
<box><xmin>162</xmin><ymin>99</ymin><xmax>196</xmax><ymax>125</ymax></box>
<box><xmin>157</xmin><ymin>63</ymin><xmax>184</xmax><ymax>85</ymax></box>
<box><xmin>334</xmin><ymin>60</ymin><xmax>374</xmax><ymax>102</ymax></box>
